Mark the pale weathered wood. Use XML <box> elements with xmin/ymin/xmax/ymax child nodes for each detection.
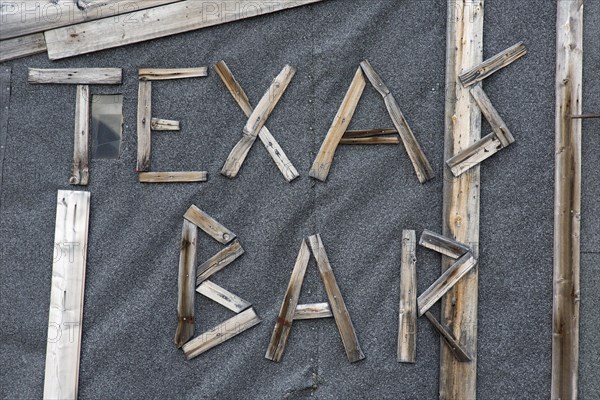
<box><xmin>183</xmin><ymin>307</ymin><xmax>261</xmax><ymax>360</ymax></box>
<box><xmin>183</xmin><ymin>205</ymin><xmax>236</xmax><ymax>245</ymax></box>
<box><xmin>553</xmin><ymin>1</ymin><xmax>583</xmax><ymax>399</ymax></box>
<box><xmin>398</xmin><ymin>230</ymin><xmax>417</xmax><ymax>363</ymax></box>
<box><xmin>459</xmin><ymin>42</ymin><xmax>527</xmax><ymax>87</ymax></box>
<box><xmin>446</xmin><ymin>133</ymin><xmax>503</xmax><ymax>177</ymax></box>
<box><xmin>418</xmin><ymin>252</ymin><xmax>477</xmax><ymax>317</ymax></box>
<box><xmin>151</xmin><ymin>118</ymin><xmax>180</xmax><ymax>131</ymax></box>
<box><xmin>425</xmin><ymin>312</ymin><xmax>472</xmax><ymax>363</ymax></box>
<box><xmin>0</xmin><ymin>33</ymin><xmax>47</xmax><ymax>62</ymax></box>
<box><xmin>308</xmin><ymin>234</ymin><xmax>365</xmax><ymax>363</ymax></box>
<box><xmin>43</xmin><ymin>190</ymin><xmax>91</xmax><ymax>400</ymax></box>
<box><xmin>309</xmin><ymin>67</ymin><xmax>366</xmax><ymax>181</ymax></box>
<box><xmin>440</xmin><ymin>1</ymin><xmax>484</xmax><ymax>397</ymax></box>
<box><xmin>136</xmin><ymin>80</ymin><xmax>152</xmax><ymax>172</ymax></box>
<box><xmin>70</xmin><ymin>85</ymin><xmax>90</xmax><ymax>186</ymax></box>
<box><xmin>174</xmin><ymin>220</ymin><xmax>197</xmax><ymax>348</ymax></box>
<box><xmin>138</xmin><ymin>171</ymin><xmax>207</xmax><ymax>183</ymax></box>
<box><xmin>28</xmin><ymin>68</ymin><xmax>122</xmax><ymax>85</ymax></box>
<box><xmin>196</xmin><ymin>280</ymin><xmax>251</xmax><ymax>314</ymax></box>
<box><xmin>45</xmin><ymin>0</ymin><xmax>325</xmax><ymax>60</ymax></box>
<box><xmin>470</xmin><ymin>85</ymin><xmax>515</xmax><ymax>147</ymax></box>
<box><xmin>343</xmin><ymin>128</ymin><xmax>398</xmax><ymax>138</ymax></box>
<box><xmin>360</xmin><ymin>60</ymin><xmax>434</xmax><ymax>183</ymax></box>
<box><xmin>294</xmin><ymin>303</ymin><xmax>333</xmax><ymax>320</ymax></box>
<box><xmin>139</xmin><ymin>68</ymin><xmax>208</xmax><ymax>81</ymax></box>
<box><xmin>265</xmin><ymin>240</ymin><xmax>311</xmax><ymax>362</ymax></box>
<box><xmin>419</xmin><ymin>229</ymin><xmax>472</xmax><ymax>259</ymax></box>
<box><xmin>339</xmin><ymin>137</ymin><xmax>399</xmax><ymax>145</ymax></box>
<box><xmin>196</xmin><ymin>240</ymin><xmax>245</xmax><ymax>285</ymax></box>
<box><xmin>214</xmin><ymin>61</ymin><xmax>299</xmax><ymax>182</ymax></box>
<box><xmin>221</xmin><ymin>65</ymin><xmax>296</xmax><ymax>179</ymax></box>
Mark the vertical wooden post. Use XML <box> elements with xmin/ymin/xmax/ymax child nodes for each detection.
<box><xmin>552</xmin><ymin>1</ymin><xmax>583</xmax><ymax>399</ymax></box>
<box><xmin>70</xmin><ymin>85</ymin><xmax>90</xmax><ymax>185</ymax></box>
<box><xmin>398</xmin><ymin>230</ymin><xmax>417</xmax><ymax>363</ymax></box>
<box><xmin>440</xmin><ymin>1</ymin><xmax>484</xmax><ymax>398</ymax></box>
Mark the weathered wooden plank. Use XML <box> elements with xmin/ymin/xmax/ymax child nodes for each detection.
<box><xmin>28</xmin><ymin>68</ymin><xmax>122</xmax><ymax>85</ymax></box>
<box><xmin>183</xmin><ymin>205</ymin><xmax>236</xmax><ymax>245</ymax></box>
<box><xmin>0</xmin><ymin>67</ymin><xmax>10</xmax><ymax>185</ymax></box>
<box><xmin>70</xmin><ymin>85</ymin><xmax>90</xmax><ymax>186</ymax></box>
<box><xmin>343</xmin><ymin>128</ymin><xmax>398</xmax><ymax>139</ymax></box>
<box><xmin>138</xmin><ymin>171</ymin><xmax>208</xmax><ymax>183</ymax></box>
<box><xmin>221</xmin><ymin>65</ymin><xmax>296</xmax><ymax>179</ymax></box>
<box><xmin>139</xmin><ymin>68</ymin><xmax>208</xmax><ymax>81</ymax></box>
<box><xmin>0</xmin><ymin>33</ymin><xmax>47</xmax><ymax>62</ymax></box>
<box><xmin>470</xmin><ymin>85</ymin><xmax>515</xmax><ymax>147</ymax></box>
<box><xmin>43</xmin><ymin>190</ymin><xmax>91</xmax><ymax>400</ymax></box>
<box><xmin>294</xmin><ymin>303</ymin><xmax>333</xmax><ymax>320</ymax></box>
<box><xmin>265</xmin><ymin>240</ymin><xmax>311</xmax><ymax>362</ymax></box>
<box><xmin>309</xmin><ymin>67</ymin><xmax>366</xmax><ymax>181</ymax></box>
<box><xmin>419</xmin><ymin>229</ymin><xmax>472</xmax><ymax>259</ymax></box>
<box><xmin>45</xmin><ymin>0</ymin><xmax>325</xmax><ymax>60</ymax></box>
<box><xmin>183</xmin><ymin>307</ymin><xmax>261</xmax><ymax>360</ymax></box>
<box><xmin>136</xmin><ymin>80</ymin><xmax>152</xmax><ymax>172</ymax></box>
<box><xmin>339</xmin><ymin>137</ymin><xmax>399</xmax><ymax>145</ymax></box>
<box><xmin>174</xmin><ymin>220</ymin><xmax>197</xmax><ymax>348</ymax></box>
<box><xmin>552</xmin><ymin>1</ymin><xmax>583</xmax><ymax>399</ymax></box>
<box><xmin>196</xmin><ymin>280</ymin><xmax>251</xmax><ymax>314</ymax></box>
<box><xmin>214</xmin><ymin>61</ymin><xmax>299</xmax><ymax>182</ymax></box>
<box><xmin>195</xmin><ymin>240</ymin><xmax>244</xmax><ymax>286</ymax></box>
<box><xmin>446</xmin><ymin>132</ymin><xmax>503</xmax><ymax>177</ymax></box>
<box><xmin>459</xmin><ymin>42</ymin><xmax>527</xmax><ymax>87</ymax></box>
<box><xmin>308</xmin><ymin>234</ymin><xmax>365</xmax><ymax>363</ymax></box>
<box><xmin>398</xmin><ymin>230</ymin><xmax>417</xmax><ymax>363</ymax></box>
<box><xmin>418</xmin><ymin>252</ymin><xmax>477</xmax><ymax>317</ymax></box>
<box><xmin>151</xmin><ymin>118</ymin><xmax>180</xmax><ymax>131</ymax></box>
<box><xmin>425</xmin><ymin>311</ymin><xmax>472</xmax><ymax>363</ymax></box>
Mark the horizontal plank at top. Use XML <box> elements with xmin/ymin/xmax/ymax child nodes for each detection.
<box><xmin>28</xmin><ymin>68</ymin><xmax>122</xmax><ymax>84</ymax></box>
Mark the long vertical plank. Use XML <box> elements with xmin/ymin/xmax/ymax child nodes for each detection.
<box><xmin>440</xmin><ymin>1</ymin><xmax>484</xmax><ymax>398</ymax></box>
<box><xmin>44</xmin><ymin>190</ymin><xmax>91</xmax><ymax>400</ymax></box>
<box><xmin>174</xmin><ymin>220</ymin><xmax>197</xmax><ymax>348</ymax></box>
<box><xmin>70</xmin><ymin>85</ymin><xmax>90</xmax><ymax>186</ymax></box>
<box><xmin>398</xmin><ymin>230</ymin><xmax>417</xmax><ymax>363</ymax></box>
<box><xmin>552</xmin><ymin>1</ymin><xmax>583</xmax><ymax>399</ymax></box>
<box><xmin>136</xmin><ymin>81</ymin><xmax>152</xmax><ymax>172</ymax></box>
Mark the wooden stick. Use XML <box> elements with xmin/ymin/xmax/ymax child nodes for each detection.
<box><xmin>294</xmin><ymin>303</ymin><xmax>333</xmax><ymax>320</ymax></box>
<box><xmin>70</xmin><ymin>85</ymin><xmax>90</xmax><ymax>186</ymax></box>
<box><xmin>440</xmin><ymin>1</ymin><xmax>484</xmax><ymax>397</ymax></box>
<box><xmin>265</xmin><ymin>240</ymin><xmax>311</xmax><ymax>362</ymax></box>
<box><xmin>138</xmin><ymin>171</ymin><xmax>207</xmax><ymax>183</ymax></box>
<box><xmin>398</xmin><ymin>230</ymin><xmax>417</xmax><ymax>363</ymax></box>
<box><xmin>214</xmin><ymin>61</ymin><xmax>299</xmax><ymax>182</ymax></box>
<box><xmin>446</xmin><ymin>133</ymin><xmax>503</xmax><ymax>177</ymax></box>
<box><xmin>136</xmin><ymin>81</ymin><xmax>152</xmax><ymax>172</ymax></box>
<box><xmin>183</xmin><ymin>308</ymin><xmax>261</xmax><ymax>360</ymax></box>
<box><xmin>308</xmin><ymin>234</ymin><xmax>365</xmax><ymax>363</ymax></box>
<box><xmin>343</xmin><ymin>128</ymin><xmax>398</xmax><ymax>138</ymax></box>
<box><xmin>552</xmin><ymin>1</ymin><xmax>583</xmax><ymax>399</ymax></box>
<box><xmin>43</xmin><ymin>190</ymin><xmax>91</xmax><ymax>400</ymax></box>
<box><xmin>425</xmin><ymin>312</ymin><xmax>472</xmax><ymax>363</ymax></box>
<box><xmin>174</xmin><ymin>220</ymin><xmax>197</xmax><ymax>348</ymax></box>
<box><xmin>459</xmin><ymin>42</ymin><xmax>527</xmax><ymax>87</ymax></box>
<box><xmin>196</xmin><ymin>240</ymin><xmax>245</xmax><ymax>286</ymax></box>
<box><xmin>151</xmin><ymin>118</ymin><xmax>180</xmax><ymax>131</ymax></box>
<box><xmin>419</xmin><ymin>229</ymin><xmax>472</xmax><ymax>259</ymax></box>
<box><xmin>28</xmin><ymin>68</ymin><xmax>122</xmax><ymax>85</ymax></box>
<box><xmin>221</xmin><ymin>65</ymin><xmax>296</xmax><ymax>178</ymax></box>
<box><xmin>339</xmin><ymin>137</ymin><xmax>400</xmax><ymax>145</ymax></box>
<box><xmin>570</xmin><ymin>113</ymin><xmax>600</xmax><ymax>119</ymax></box>
<box><xmin>0</xmin><ymin>33</ymin><xmax>47</xmax><ymax>63</ymax></box>
<box><xmin>470</xmin><ymin>85</ymin><xmax>515</xmax><ymax>147</ymax></box>
<box><xmin>183</xmin><ymin>205</ymin><xmax>236</xmax><ymax>245</ymax></box>
<box><xmin>139</xmin><ymin>68</ymin><xmax>208</xmax><ymax>81</ymax></box>
<box><xmin>309</xmin><ymin>67</ymin><xmax>366</xmax><ymax>181</ymax></box>
<box><xmin>196</xmin><ymin>280</ymin><xmax>251</xmax><ymax>314</ymax></box>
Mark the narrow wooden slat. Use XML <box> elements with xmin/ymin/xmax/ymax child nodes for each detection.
<box><xmin>552</xmin><ymin>1</ymin><xmax>583</xmax><ymax>399</ymax></box>
<box><xmin>343</xmin><ymin>128</ymin><xmax>398</xmax><ymax>138</ymax></box>
<box><xmin>174</xmin><ymin>220</ymin><xmax>197</xmax><ymax>348</ymax></box>
<box><xmin>570</xmin><ymin>113</ymin><xmax>600</xmax><ymax>119</ymax></box>
<box><xmin>195</xmin><ymin>240</ymin><xmax>244</xmax><ymax>285</ymax></box>
<box><xmin>28</xmin><ymin>68</ymin><xmax>122</xmax><ymax>85</ymax></box>
<box><xmin>419</xmin><ymin>229</ymin><xmax>472</xmax><ymax>259</ymax></box>
<box><xmin>70</xmin><ymin>85</ymin><xmax>90</xmax><ymax>186</ymax></box>
<box><xmin>308</xmin><ymin>234</ymin><xmax>365</xmax><ymax>363</ymax></box>
<box><xmin>398</xmin><ymin>230</ymin><xmax>417</xmax><ymax>363</ymax></box>
<box><xmin>446</xmin><ymin>132</ymin><xmax>503</xmax><ymax>177</ymax></box>
<box><xmin>196</xmin><ymin>280</ymin><xmax>251</xmax><ymax>314</ymax></box>
<box><xmin>339</xmin><ymin>137</ymin><xmax>399</xmax><ymax>145</ymax></box>
<box><xmin>43</xmin><ymin>190</ymin><xmax>91</xmax><ymax>400</ymax></box>
<box><xmin>183</xmin><ymin>205</ymin><xmax>236</xmax><ymax>245</ymax></box>
<box><xmin>425</xmin><ymin>312</ymin><xmax>472</xmax><ymax>363</ymax></box>
<box><xmin>221</xmin><ymin>65</ymin><xmax>296</xmax><ymax>178</ymax></box>
<box><xmin>136</xmin><ymin>81</ymin><xmax>152</xmax><ymax>172</ymax></box>
<box><xmin>309</xmin><ymin>67</ymin><xmax>366</xmax><ymax>181</ymax></box>
<box><xmin>265</xmin><ymin>240</ymin><xmax>311</xmax><ymax>362</ymax></box>
<box><xmin>45</xmin><ymin>0</ymin><xmax>325</xmax><ymax>60</ymax></box>
<box><xmin>0</xmin><ymin>33</ymin><xmax>47</xmax><ymax>62</ymax></box>
<box><xmin>470</xmin><ymin>85</ymin><xmax>515</xmax><ymax>147</ymax></box>
<box><xmin>459</xmin><ymin>42</ymin><xmax>527</xmax><ymax>87</ymax></box>
<box><xmin>214</xmin><ymin>61</ymin><xmax>299</xmax><ymax>182</ymax></box>
<box><xmin>151</xmin><ymin>118</ymin><xmax>180</xmax><ymax>131</ymax></box>
<box><xmin>138</xmin><ymin>171</ymin><xmax>207</xmax><ymax>183</ymax></box>
<box><xmin>139</xmin><ymin>68</ymin><xmax>208</xmax><ymax>81</ymax></box>
<box><xmin>183</xmin><ymin>307</ymin><xmax>261</xmax><ymax>360</ymax></box>
<box><xmin>294</xmin><ymin>303</ymin><xmax>333</xmax><ymax>320</ymax></box>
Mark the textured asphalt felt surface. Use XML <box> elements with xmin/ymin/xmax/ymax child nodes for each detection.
<box><xmin>0</xmin><ymin>1</ymin><xmax>599</xmax><ymax>399</ymax></box>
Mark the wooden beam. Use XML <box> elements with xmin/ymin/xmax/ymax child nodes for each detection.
<box><xmin>339</xmin><ymin>137</ymin><xmax>400</xmax><ymax>145</ymax></box>
<box><xmin>309</xmin><ymin>67</ymin><xmax>366</xmax><ymax>181</ymax></box>
<box><xmin>552</xmin><ymin>1</ymin><xmax>583</xmax><ymax>399</ymax></box>
<box><xmin>43</xmin><ymin>190</ymin><xmax>91</xmax><ymax>400</ymax></box>
<box><xmin>28</xmin><ymin>68</ymin><xmax>122</xmax><ymax>85</ymax></box>
<box><xmin>44</xmin><ymin>0</ymin><xmax>325</xmax><ymax>60</ymax></box>
<box><xmin>138</xmin><ymin>171</ymin><xmax>208</xmax><ymax>183</ymax></box>
<box><xmin>0</xmin><ymin>33</ymin><xmax>47</xmax><ymax>63</ymax></box>
<box><xmin>174</xmin><ymin>220</ymin><xmax>197</xmax><ymax>348</ymax></box>
<box><xmin>151</xmin><ymin>118</ymin><xmax>180</xmax><ymax>131</ymax></box>
<box><xmin>70</xmin><ymin>85</ymin><xmax>90</xmax><ymax>186</ymax></box>
<box><xmin>196</xmin><ymin>280</ymin><xmax>251</xmax><ymax>314</ymax></box>
<box><xmin>419</xmin><ymin>229</ymin><xmax>472</xmax><ymax>259</ymax></box>
<box><xmin>398</xmin><ymin>230</ymin><xmax>417</xmax><ymax>363</ymax></box>
<box><xmin>183</xmin><ymin>205</ymin><xmax>236</xmax><ymax>245</ymax></box>
<box><xmin>425</xmin><ymin>312</ymin><xmax>472</xmax><ymax>363</ymax></box>
<box><xmin>470</xmin><ymin>85</ymin><xmax>515</xmax><ymax>147</ymax></box>
<box><xmin>294</xmin><ymin>303</ymin><xmax>333</xmax><ymax>320</ymax></box>
<box><xmin>343</xmin><ymin>128</ymin><xmax>398</xmax><ymax>138</ymax></box>
<box><xmin>139</xmin><ymin>67</ymin><xmax>208</xmax><ymax>81</ymax></box>
<box><xmin>446</xmin><ymin>133</ymin><xmax>503</xmax><ymax>177</ymax></box>
<box><xmin>136</xmin><ymin>81</ymin><xmax>152</xmax><ymax>172</ymax></box>
<box><xmin>459</xmin><ymin>42</ymin><xmax>527</xmax><ymax>87</ymax></box>
<box><xmin>195</xmin><ymin>240</ymin><xmax>245</xmax><ymax>286</ymax></box>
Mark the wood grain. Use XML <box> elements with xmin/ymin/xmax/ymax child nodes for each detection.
<box><xmin>196</xmin><ymin>280</ymin><xmax>251</xmax><ymax>314</ymax></box>
<box><xmin>294</xmin><ymin>303</ymin><xmax>333</xmax><ymax>320</ymax></box>
<box><xmin>136</xmin><ymin>81</ymin><xmax>152</xmax><ymax>172</ymax></box>
<box><xmin>151</xmin><ymin>118</ymin><xmax>180</xmax><ymax>131</ymax></box>
<box><xmin>425</xmin><ymin>311</ymin><xmax>472</xmax><ymax>363</ymax></box>
<box><xmin>183</xmin><ymin>205</ymin><xmax>236</xmax><ymax>245</ymax></box>
<box><xmin>459</xmin><ymin>42</ymin><xmax>527</xmax><ymax>87</ymax></box>
<box><xmin>70</xmin><ymin>85</ymin><xmax>90</xmax><ymax>186</ymax></box>
<box><xmin>446</xmin><ymin>132</ymin><xmax>503</xmax><ymax>177</ymax></box>
<box><xmin>28</xmin><ymin>68</ymin><xmax>122</xmax><ymax>85</ymax></box>
<box><xmin>343</xmin><ymin>128</ymin><xmax>398</xmax><ymax>138</ymax></box>
<box><xmin>470</xmin><ymin>85</ymin><xmax>515</xmax><ymax>147</ymax></box>
<box><xmin>138</xmin><ymin>171</ymin><xmax>208</xmax><ymax>183</ymax></box>
<box><xmin>0</xmin><ymin>33</ymin><xmax>47</xmax><ymax>62</ymax></box>
<box><xmin>196</xmin><ymin>240</ymin><xmax>245</xmax><ymax>285</ymax></box>
<box><xmin>139</xmin><ymin>68</ymin><xmax>208</xmax><ymax>81</ymax></box>
<box><xmin>174</xmin><ymin>220</ymin><xmax>197</xmax><ymax>348</ymax></box>
<box><xmin>419</xmin><ymin>229</ymin><xmax>472</xmax><ymax>259</ymax></box>
<box><xmin>340</xmin><ymin>137</ymin><xmax>399</xmax><ymax>145</ymax></box>
<box><xmin>398</xmin><ymin>230</ymin><xmax>417</xmax><ymax>363</ymax></box>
